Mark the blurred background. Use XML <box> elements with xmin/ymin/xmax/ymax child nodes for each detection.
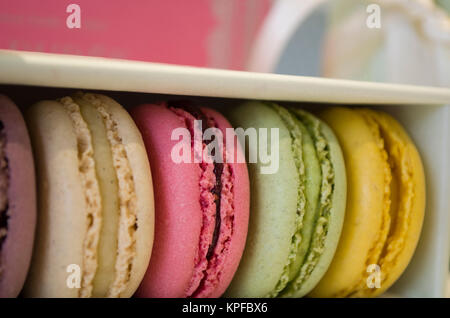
<box><xmin>0</xmin><ymin>0</ymin><xmax>272</xmax><ymax>70</ymax></box>
<box><xmin>0</xmin><ymin>0</ymin><xmax>448</xmax><ymax>86</ymax></box>
<box><xmin>247</xmin><ymin>0</ymin><xmax>450</xmax><ymax>88</ymax></box>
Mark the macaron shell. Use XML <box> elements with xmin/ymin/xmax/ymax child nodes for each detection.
<box><xmin>355</xmin><ymin>109</ymin><xmax>425</xmax><ymax>297</ymax></box>
<box><xmin>310</xmin><ymin>107</ymin><xmax>388</xmax><ymax>297</ymax></box>
<box><xmin>23</xmin><ymin>100</ymin><xmax>87</xmax><ymax>297</ymax></box>
<box><xmin>132</xmin><ymin>104</ymin><xmax>202</xmax><ymax>297</ymax></box>
<box><xmin>199</xmin><ymin>107</ymin><xmax>250</xmax><ymax>298</ymax></box>
<box><xmin>88</xmin><ymin>94</ymin><xmax>154</xmax><ymax>298</ymax></box>
<box><xmin>225</xmin><ymin>101</ymin><xmax>298</xmax><ymax>297</ymax></box>
<box><xmin>0</xmin><ymin>95</ymin><xmax>36</xmax><ymax>298</ymax></box>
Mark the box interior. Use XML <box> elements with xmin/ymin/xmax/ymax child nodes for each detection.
<box><xmin>1</xmin><ymin>84</ymin><xmax>449</xmax><ymax>297</ymax></box>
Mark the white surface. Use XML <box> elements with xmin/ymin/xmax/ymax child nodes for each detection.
<box><xmin>0</xmin><ymin>50</ymin><xmax>449</xmax><ymax>105</ymax></box>
<box><xmin>0</xmin><ymin>49</ymin><xmax>449</xmax><ymax>297</ymax></box>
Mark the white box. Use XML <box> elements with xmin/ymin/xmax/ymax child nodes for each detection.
<box><xmin>0</xmin><ymin>49</ymin><xmax>449</xmax><ymax>297</ymax></box>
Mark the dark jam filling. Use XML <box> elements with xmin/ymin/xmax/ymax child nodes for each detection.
<box><xmin>168</xmin><ymin>101</ymin><xmax>223</xmax><ymax>261</ymax></box>
<box><xmin>0</xmin><ymin>120</ymin><xmax>9</xmax><ymax>251</ymax></box>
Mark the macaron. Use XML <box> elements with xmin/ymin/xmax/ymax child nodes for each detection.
<box><xmin>310</xmin><ymin>107</ymin><xmax>425</xmax><ymax>297</ymax></box>
<box><xmin>224</xmin><ymin>101</ymin><xmax>347</xmax><ymax>298</ymax></box>
<box><xmin>23</xmin><ymin>92</ymin><xmax>154</xmax><ymax>298</ymax></box>
<box><xmin>131</xmin><ymin>102</ymin><xmax>250</xmax><ymax>298</ymax></box>
<box><xmin>0</xmin><ymin>95</ymin><xmax>36</xmax><ymax>298</ymax></box>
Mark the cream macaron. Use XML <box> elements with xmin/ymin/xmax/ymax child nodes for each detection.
<box><xmin>23</xmin><ymin>92</ymin><xmax>154</xmax><ymax>298</ymax></box>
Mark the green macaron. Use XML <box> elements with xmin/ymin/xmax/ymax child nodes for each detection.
<box><xmin>224</xmin><ymin>101</ymin><xmax>346</xmax><ymax>298</ymax></box>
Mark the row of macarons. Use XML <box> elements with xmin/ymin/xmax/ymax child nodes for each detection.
<box><xmin>0</xmin><ymin>92</ymin><xmax>425</xmax><ymax>298</ymax></box>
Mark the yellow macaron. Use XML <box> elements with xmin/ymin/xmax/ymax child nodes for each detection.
<box><xmin>310</xmin><ymin>107</ymin><xmax>425</xmax><ymax>297</ymax></box>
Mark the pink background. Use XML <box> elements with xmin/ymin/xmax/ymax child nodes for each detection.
<box><xmin>0</xmin><ymin>0</ymin><xmax>272</xmax><ymax>70</ymax></box>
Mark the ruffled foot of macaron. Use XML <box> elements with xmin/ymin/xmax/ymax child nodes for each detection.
<box><xmin>310</xmin><ymin>107</ymin><xmax>425</xmax><ymax>298</ymax></box>
<box><xmin>131</xmin><ymin>102</ymin><xmax>250</xmax><ymax>298</ymax></box>
<box><xmin>23</xmin><ymin>92</ymin><xmax>154</xmax><ymax>298</ymax></box>
<box><xmin>224</xmin><ymin>102</ymin><xmax>347</xmax><ymax>298</ymax></box>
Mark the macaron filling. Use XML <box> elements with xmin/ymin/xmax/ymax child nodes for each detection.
<box><xmin>345</xmin><ymin>110</ymin><xmax>413</xmax><ymax>297</ymax></box>
<box><xmin>283</xmin><ymin>109</ymin><xmax>335</xmax><ymax>296</ymax></box>
<box><xmin>81</xmin><ymin>93</ymin><xmax>139</xmax><ymax>298</ymax></box>
<box><xmin>74</xmin><ymin>94</ymin><xmax>120</xmax><ymax>297</ymax></box>
<box><xmin>341</xmin><ymin>110</ymin><xmax>391</xmax><ymax>297</ymax></box>
<box><xmin>60</xmin><ymin>97</ymin><xmax>103</xmax><ymax>297</ymax></box>
<box><xmin>169</xmin><ymin>103</ymin><xmax>234</xmax><ymax>297</ymax></box>
<box><xmin>0</xmin><ymin>122</ymin><xmax>9</xmax><ymax>259</ymax></box>
<box><xmin>267</xmin><ymin>105</ymin><xmax>335</xmax><ymax>297</ymax></box>
<box><xmin>194</xmin><ymin>163</ymin><xmax>234</xmax><ymax>297</ymax></box>
<box><xmin>59</xmin><ymin>94</ymin><xmax>139</xmax><ymax>298</ymax></box>
<box><xmin>266</xmin><ymin>105</ymin><xmax>307</xmax><ymax>297</ymax></box>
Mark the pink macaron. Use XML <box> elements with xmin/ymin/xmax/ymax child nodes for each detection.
<box><xmin>131</xmin><ymin>102</ymin><xmax>249</xmax><ymax>298</ymax></box>
<box><xmin>0</xmin><ymin>95</ymin><xmax>36</xmax><ymax>297</ymax></box>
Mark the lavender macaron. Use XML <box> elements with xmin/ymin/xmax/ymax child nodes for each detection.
<box><xmin>0</xmin><ymin>95</ymin><xmax>36</xmax><ymax>297</ymax></box>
